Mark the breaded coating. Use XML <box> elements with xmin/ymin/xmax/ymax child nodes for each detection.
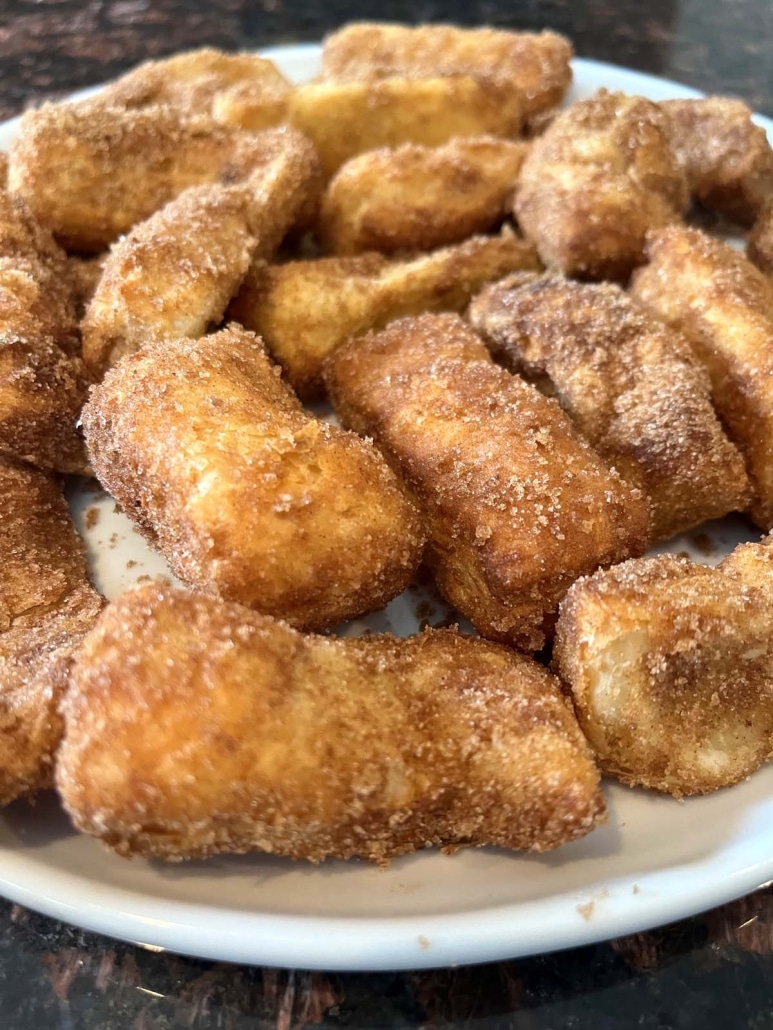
<box><xmin>320</xmin><ymin>23</ymin><xmax>572</xmax><ymax>124</ymax></box>
<box><xmin>57</xmin><ymin>581</ymin><xmax>605</xmax><ymax>862</ymax></box>
<box><xmin>748</xmin><ymin>202</ymin><xmax>773</xmax><ymax>275</ymax></box>
<box><xmin>514</xmin><ymin>90</ymin><xmax>688</xmax><ymax>280</ymax></box>
<box><xmin>98</xmin><ymin>48</ymin><xmax>291</xmax><ymax>131</ymax></box>
<box><xmin>661</xmin><ymin>98</ymin><xmax>773</xmax><ymax>225</ymax></box>
<box><xmin>554</xmin><ymin>546</ymin><xmax>773</xmax><ymax>797</ymax></box>
<box><xmin>319</xmin><ymin>137</ymin><xmax>529</xmax><ymax>255</ymax></box>
<box><xmin>289</xmin><ymin>77</ymin><xmax>522</xmax><ymax>179</ymax></box>
<box><xmin>81</xmin><ymin>128</ymin><xmax>320</xmax><ymax>374</ymax></box>
<box><xmin>82</xmin><ymin>326</ymin><xmax>425</xmax><ymax>630</ymax></box>
<box><xmin>325</xmin><ymin>313</ymin><xmax>650</xmax><ymax>652</ymax></box>
<box><xmin>0</xmin><ymin>584</ymin><xmax>104</xmax><ymax>808</ymax></box>
<box><xmin>632</xmin><ymin>225</ymin><xmax>773</xmax><ymax>529</ymax></box>
<box><xmin>8</xmin><ymin>105</ymin><xmax>309</xmax><ymax>251</ymax></box>
<box><xmin>230</xmin><ymin>228</ymin><xmax>540</xmax><ymax>399</ymax></box>
<box><xmin>469</xmin><ymin>273</ymin><xmax>751</xmax><ymax>541</ymax></box>
<box><xmin>0</xmin><ymin>191</ymin><xmax>89</xmax><ymax>473</ymax></box>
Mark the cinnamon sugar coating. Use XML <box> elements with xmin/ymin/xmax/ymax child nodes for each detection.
<box><xmin>514</xmin><ymin>90</ymin><xmax>688</xmax><ymax>280</ymax></box>
<box><xmin>748</xmin><ymin>202</ymin><xmax>773</xmax><ymax>275</ymax></box>
<box><xmin>81</xmin><ymin>325</ymin><xmax>425</xmax><ymax>630</ymax></box>
<box><xmin>469</xmin><ymin>272</ymin><xmax>750</xmax><ymax>540</ymax></box>
<box><xmin>554</xmin><ymin>543</ymin><xmax>773</xmax><ymax>797</ymax></box>
<box><xmin>57</xmin><ymin>581</ymin><xmax>605</xmax><ymax>862</ymax></box>
<box><xmin>661</xmin><ymin>98</ymin><xmax>773</xmax><ymax>225</ymax></box>
<box><xmin>230</xmin><ymin>228</ymin><xmax>540</xmax><ymax>400</ymax></box>
<box><xmin>632</xmin><ymin>225</ymin><xmax>773</xmax><ymax>529</ymax></box>
<box><xmin>325</xmin><ymin>312</ymin><xmax>650</xmax><ymax>651</ymax></box>
<box><xmin>319</xmin><ymin>137</ymin><xmax>529</xmax><ymax>255</ymax></box>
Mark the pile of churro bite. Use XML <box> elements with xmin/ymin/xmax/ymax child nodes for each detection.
<box><xmin>2</xmin><ymin>23</ymin><xmax>773</xmax><ymax>865</ymax></box>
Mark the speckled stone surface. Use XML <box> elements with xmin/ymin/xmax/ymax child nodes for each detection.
<box><xmin>1</xmin><ymin>0</ymin><xmax>773</xmax><ymax>1025</ymax></box>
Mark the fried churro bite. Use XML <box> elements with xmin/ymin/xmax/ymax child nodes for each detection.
<box><xmin>289</xmin><ymin>77</ymin><xmax>522</xmax><ymax>179</ymax></box>
<box><xmin>514</xmin><ymin>90</ymin><xmax>688</xmax><ymax>280</ymax></box>
<box><xmin>98</xmin><ymin>48</ymin><xmax>292</xmax><ymax>131</ymax></box>
<box><xmin>661</xmin><ymin>98</ymin><xmax>773</xmax><ymax>225</ymax></box>
<box><xmin>325</xmin><ymin>313</ymin><xmax>650</xmax><ymax>652</ymax></box>
<box><xmin>230</xmin><ymin>228</ymin><xmax>540</xmax><ymax>399</ymax></box>
<box><xmin>57</xmin><ymin>581</ymin><xmax>605</xmax><ymax>862</ymax></box>
<box><xmin>81</xmin><ymin>128</ymin><xmax>321</xmax><ymax>375</ymax></box>
<box><xmin>320</xmin><ymin>23</ymin><xmax>573</xmax><ymax>127</ymax></box>
<box><xmin>0</xmin><ymin>152</ymin><xmax>7</xmax><ymax>187</ymax></box>
<box><xmin>318</xmin><ymin>137</ymin><xmax>529</xmax><ymax>255</ymax></box>
<box><xmin>748</xmin><ymin>202</ymin><xmax>773</xmax><ymax>275</ymax></box>
<box><xmin>554</xmin><ymin>543</ymin><xmax>773</xmax><ymax>797</ymax></box>
<box><xmin>82</xmin><ymin>325</ymin><xmax>425</xmax><ymax>629</ymax></box>
<box><xmin>0</xmin><ymin>459</ymin><xmax>104</xmax><ymax>807</ymax></box>
<box><xmin>469</xmin><ymin>273</ymin><xmax>750</xmax><ymax>541</ymax></box>
<box><xmin>0</xmin><ymin>190</ymin><xmax>90</xmax><ymax>473</ymax></box>
<box><xmin>8</xmin><ymin>105</ymin><xmax>307</xmax><ymax>251</ymax></box>
<box><xmin>632</xmin><ymin>225</ymin><xmax>773</xmax><ymax>529</ymax></box>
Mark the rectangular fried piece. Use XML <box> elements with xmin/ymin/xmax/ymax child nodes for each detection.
<box><xmin>554</xmin><ymin>544</ymin><xmax>773</xmax><ymax>797</ymax></box>
<box><xmin>81</xmin><ymin>128</ymin><xmax>321</xmax><ymax>375</ymax></box>
<box><xmin>8</xmin><ymin>105</ymin><xmax>309</xmax><ymax>251</ymax></box>
<box><xmin>320</xmin><ymin>23</ymin><xmax>572</xmax><ymax>124</ymax></box>
<box><xmin>229</xmin><ymin>228</ymin><xmax>540</xmax><ymax>399</ymax></box>
<box><xmin>82</xmin><ymin>325</ymin><xmax>425</xmax><ymax>631</ymax></box>
<box><xmin>57</xmin><ymin>581</ymin><xmax>605</xmax><ymax>862</ymax></box>
<box><xmin>469</xmin><ymin>272</ymin><xmax>751</xmax><ymax>540</ymax></box>
<box><xmin>748</xmin><ymin>202</ymin><xmax>773</xmax><ymax>275</ymax></box>
<box><xmin>98</xmin><ymin>48</ymin><xmax>292</xmax><ymax>131</ymax></box>
<box><xmin>325</xmin><ymin>313</ymin><xmax>650</xmax><ymax>651</ymax></box>
<box><xmin>632</xmin><ymin>225</ymin><xmax>773</xmax><ymax>529</ymax></box>
<box><xmin>319</xmin><ymin>137</ymin><xmax>529</xmax><ymax>255</ymax></box>
<box><xmin>514</xmin><ymin>90</ymin><xmax>688</xmax><ymax>280</ymax></box>
<box><xmin>661</xmin><ymin>98</ymin><xmax>773</xmax><ymax>225</ymax></box>
<box><xmin>288</xmin><ymin>77</ymin><xmax>522</xmax><ymax>178</ymax></box>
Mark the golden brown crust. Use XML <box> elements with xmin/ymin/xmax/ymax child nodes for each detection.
<box><xmin>82</xmin><ymin>325</ymin><xmax>425</xmax><ymax>629</ymax></box>
<box><xmin>98</xmin><ymin>48</ymin><xmax>291</xmax><ymax>131</ymax></box>
<box><xmin>320</xmin><ymin>23</ymin><xmax>573</xmax><ymax>123</ymax></box>
<box><xmin>554</xmin><ymin>546</ymin><xmax>773</xmax><ymax>797</ymax></box>
<box><xmin>631</xmin><ymin>225</ymin><xmax>773</xmax><ymax>528</ymax></box>
<box><xmin>748</xmin><ymin>202</ymin><xmax>773</xmax><ymax>275</ymax></box>
<box><xmin>661</xmin><ymin>98</ymin><xmax>773</xmax><ymax>225</ymax></box>
<box><xmin>57</xmin><ymin>581</ymin><xmax>605</xmax><ymax>862</ymax></box>
<box><xmin>8</xmin><ymin>105</ymin><xmax>307</xmax><ymax>252</ymax></box>
<box><xmin>469</xmin><ymin>272</ymin><xmax>751</xmax><ymax>540</ymax></box>
<box><xmin>324</xmin><ymin>312</ymin><xmax>651</xmax><ymax>652</ymax></box>
<box><xmin>230</xmin><ymin>228</ymin><xmax>540</xmax><ymax>399</ymax></box>
<box><xmin>0</xmin><ymin>152</ymin><xmax>7</xmax><ymax>188</ymax></box>
<box><xmin>319</xmin><ymin>137</ymin><xmax>529</xmax><ymax>255</ymax></box>
<box><xmin>288</xmin><ymin>77</ymin><xmax>522</xmax><ymax>179</ymax></box>
<box><xmin>0</xmin><ymin>584</ymin><xmax>104</xmax><ymax>807</ymax></box>
<box><xmin>514</xmin><ymin>90</ymin><xmax>688</xmax><ymax>280</ymax></box>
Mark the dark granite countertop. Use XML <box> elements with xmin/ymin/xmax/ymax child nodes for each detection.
<box><xmin>2</xmin><ymin>1</ymin><xmax>773</xmax><ymax>1026</ymax></box>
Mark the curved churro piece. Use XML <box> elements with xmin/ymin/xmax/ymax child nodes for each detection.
<box><xmin>320</xmin><ymin>23</ymin><xmax>573</xmax><ymax>125</ymax></box>
<box><xmin>82</xmin><ymin>129</ymin><xmax>320</xmax><ymax>374</ymax></box>
<box><xmin>319</xmin><ymin>137</ymin><xmax>529</xmax><ymax>255</ymax></box>
<box><xmin>0</xmin><ymin>458</ymin><xmax>103</xmax><ymax>806</ymax></box>
<box><xmin>82</xmin><ymin>326</ymin><xmax>425</xmax><ymax>629</ymax></box>
<box><xmin>0</xmin><ymin>191</ymin><xmax>89</xmax><ymax>473</ymax></box>
<box><xmin>57</xmin><ymin>581</ymin><xmax>605</xmax><ymax>861</ymax></box>
<box><xmin>469</xmin><ymin>273</ymin><xmax>750</xmax><ymax>541</ymax></box>
<box><xmin>514</xmin><ymin>90</ymin><xmax>688</xmax><ymax>280</ymax></box>
<box><xmin>632</xmin><ymin>225</ymin><xmax>773</xmax><ymax>529</ymax></box>
<box><xmin>554</xmin><ymin>545</ymin><xmax>773</xmax><ymax>797</ymax></box>
<box><xmin>8</xmin><ymin>106</ymin><xmax>307</xmax><ymax>251</ymax></box>
<box><xmin>748</xmin><ymin>203</ymin><xmax>773</xmax><ymax>275</ymax></box>
<box><xmin>230</xmin><ymin>228</ymin><xmax>540</xmax><ymax>399</ymax></box>
<box><xmin>99</xmin><ymin>48</ymin><xmax>291</xmax><ymax>131</ymax></box>
<box><xmin>325</xmin><ymin>313</ymin><xmax>650</xmax><ymax>652</ymax></box>
<box><xmin>289</xmin><ymin>77</ymin><xmax>522</xmax><ymax>179</ymax></box>
<box><xmin>661</xmin><ymin>98</ymin><xmax>773</xmax><ymax>225</ymax></box>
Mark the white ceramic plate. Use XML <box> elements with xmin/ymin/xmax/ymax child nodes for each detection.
<box><xmin>0</xmin><ymin>45</ymin><xmax>772</xmax><ymax>972</ymax></box>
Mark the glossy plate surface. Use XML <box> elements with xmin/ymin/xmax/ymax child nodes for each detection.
<box><xmin>0</xmin><ymin>45</ymin><xmax>771</xmax><ymax>971</ymax></box>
